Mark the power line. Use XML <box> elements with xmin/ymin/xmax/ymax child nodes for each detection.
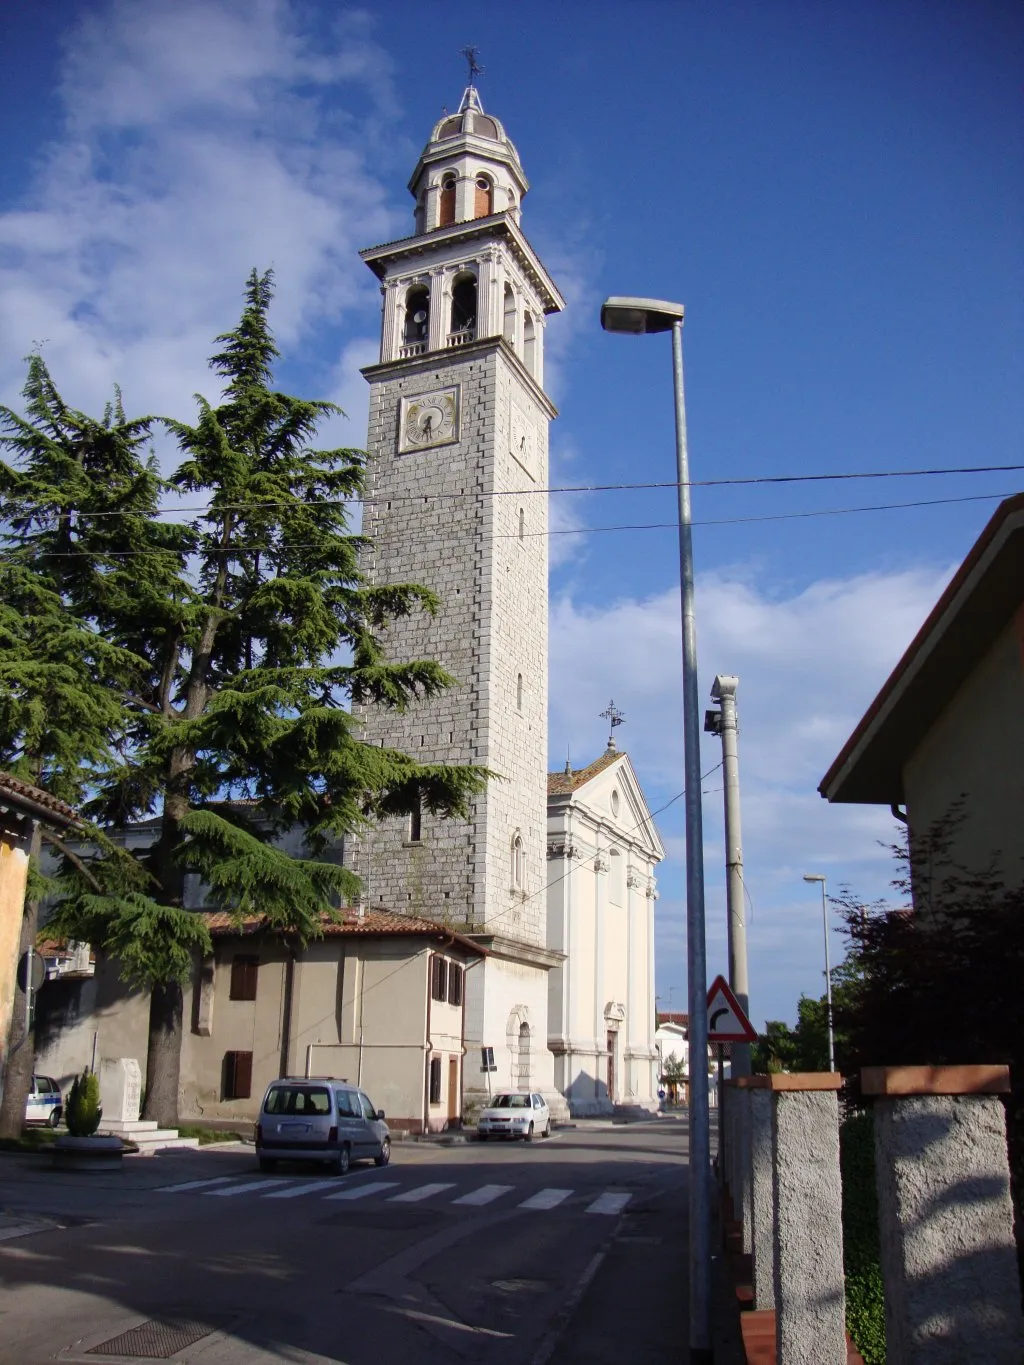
<box><xmin>9</xmin><ymin>488</ymin><xmax>1014</xmax><ymax>559</ymax></box>
<box><xmin>8</xmin><ymin>460</ymin><xmax>1023</xmax><ymax>523</ymax></box>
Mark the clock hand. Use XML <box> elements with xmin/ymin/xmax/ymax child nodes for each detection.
<box><xmin>423</xmin><ymin>414</ymin><xmax>434</xmax><ymax>435</ymax></box>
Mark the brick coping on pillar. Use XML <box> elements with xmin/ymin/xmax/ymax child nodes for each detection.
<box><xmin>861</xmin><ymin>1064</ymin><xmax>1010</xmax><ymax>1095</ymax></box>
<box><xmin>731</xmin><ymin>1073</ymin><xmax>844</xmax><ymax>1091</ymax></box>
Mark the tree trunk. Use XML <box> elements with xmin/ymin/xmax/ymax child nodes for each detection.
<box><xmin>142</xmin><ymin>979</ymin><xmax>183</xmax><ymax>1127</ymax></box>
<box><xmin>0</xmin><ymin>824</ymin><xmax>43</xmax><ymax>1141</ymax></box>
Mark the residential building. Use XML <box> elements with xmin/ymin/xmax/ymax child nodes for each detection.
<box><xmin>820</xmin><ymin>494</ymin><xmax>1024</xmax><ymax>898</ymax></box>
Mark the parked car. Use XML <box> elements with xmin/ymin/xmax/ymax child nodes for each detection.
<box><xmin>255</xmin><ymin>1078</ymin><xmax>390</xmax><ymax>1174</ymax></box>
<box><xmin>25</xmin><ymin>1075</ymin><xmax>63</xmax><ymax>1127</ymax></box>
<box><xmin>477</xmin><ymin>1092</ymin><xmax>551</xmax><ymax>1141</ymax></box>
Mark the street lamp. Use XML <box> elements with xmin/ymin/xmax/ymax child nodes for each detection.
<box><xmin>602</xmin><ymin>296</ymin><xmax>712</xmax><ymax>1365</ymax></box>
<box><xmin>803</xmin><ymin>874</ymin><xmax>836</xmax><ymax>1072</ymax></box>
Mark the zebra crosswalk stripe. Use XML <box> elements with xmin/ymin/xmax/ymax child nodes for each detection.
<box><xmin>389</xmin><ymin>1182</ymin><xmax>456</xmax><ymax>1203</ymax></box>
<box><xmin>585</xmin><ymin>1192</ymin><xmax>632</xmax><ymax>1215</ymax></box>
<box><xmin>206</xmin><ymin>1178</ymin><xmax>287</xmax><ymax>1197</ymax></box>
<box><xmin>518</xmin><ymin>1188</ymin><xmax>572</xmax><ymax>1210</ymax></box>
<box><xmin>324</xmin><ymin>1181</ymin><xmax>400</xmax><ymax>1201</ymax></box>
<box><xmin>451</xmin><ymin>1184</ymin><xmax>514</xmax><ymax>1206</ymax></box>
<box><xmin>264</xmin><ymin>1179</ymin><xmax>343</xmax><ymax>1199</ymax></box>
<box><xmin>156</xmin><ymin>1176</ymin><xmax>237</xmax><ymax>1193</ymax></box>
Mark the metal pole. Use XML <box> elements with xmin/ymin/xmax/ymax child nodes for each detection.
<box><xmin>715</xmin><ymin>675</ymin><xmax>750</xmax><ymax>1079</ymax></box>
<box><xmin>672</xmin><ymin>317</ymin><xmax>712</xmax><ymax>1364</ymax></box>
<box><xmin>821</xmin><ymin>879</ymin><xmax>836</xmax><ymax>1072</ymax></box>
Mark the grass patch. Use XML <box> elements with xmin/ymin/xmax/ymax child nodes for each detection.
<box><xmin>0</xmin><ymin>1127</ymin><xmax>60</xmax><ymax>1152</ymax></box>
<box><xmin>841</xmin><ymin>1109</ymin><xmax>886</xmax><ymax>1364</ymax></box>
<box><xmin>176</xmin><ymin>1125</ymin><xmax>248</xmax><ymax>1145</ymax></box>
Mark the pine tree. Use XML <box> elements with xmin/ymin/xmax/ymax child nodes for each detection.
<box><xmin>21</xmin><ymin>271</ymin><xmax>486</xmax><ymax>1126</ymax></box>
<box><xmin>0</xmin><ymin>358</ymin><xmax>173</xmax><ymax>1136</ymax></box>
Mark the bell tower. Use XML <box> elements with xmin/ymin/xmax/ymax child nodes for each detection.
<box><xmin>350</xmin><ymin>81</ymin><xmax>567</xmax><ymax>1115</ymax></box>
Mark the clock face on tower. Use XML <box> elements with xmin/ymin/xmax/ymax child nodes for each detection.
<box><xmin>398</xmin><ymin>387</ymin><xmax>460</xmax><ymax>453</ymax></box>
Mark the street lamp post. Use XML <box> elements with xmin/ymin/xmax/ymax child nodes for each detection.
<box><xmin>602</xmin><ymin>296</ymin><xmax>712</xmax><ymax>1365</ymax></box>
<box><xmin>803</xmin><ymin>874</ymin><xmax>835</xmax><ymax>1071</ymax></box>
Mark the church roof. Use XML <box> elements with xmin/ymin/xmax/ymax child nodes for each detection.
<box><xmin>200</xmin><ymin>907</ymin><xmax>486</xmax><ymax>957</ymax></box>
<box><xmin>427</xmin><ymin>84</ymin><xmax>521</xmax><ymax>164</ymax></box>
<box><xmin>547</xmin><ymin>748</ymin><xmax>623</xmax><ymax>796</ymax></box>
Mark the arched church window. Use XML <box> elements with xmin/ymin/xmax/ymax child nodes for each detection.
<box><xmin>524</xmin><ymin>311</ymin><xmax>537</xmax><ymax>376</ymax></box>
<box><xmin>518</xmin><ymin>507</ymin><xmax>525</xmax><ymax>542</ymax></box>
<box><xmin>516</xmin><ymin>672</ymin><xmax>523</xmax><ymax>711</ymax></box>
<box><xmin>511</xmin><ymin>834</ymin><xmax>525</xmax><ymax>889</ymax></box>
<box><xmin>404</xmin><ymin>286</ymin><xmax>429</xmax><ymax>347</ymax></box>
<box><xmin>450</xmin><ymin>273</ymin><xmax>477</xmax><ymax>341</ymax></box>
<box><xmin>503</xmin><ymin>284</ymin><xmax>516</xmax><ymax>348</ymax></box>
<box><xmin>439</xmin><ymin>173</ymin><xmax>456</xmax><ymax>228</ymax></box>
<box><xmin>474</xmin><ymin>174</ymin><xmax>493</xmax><ymax>219</ymax></box>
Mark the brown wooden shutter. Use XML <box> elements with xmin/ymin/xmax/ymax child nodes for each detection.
<box><xmin>448</xmin><ymin>963</ymin><xmax>463</xmax><ymax>1007</ymax></box>
<box><xmin>230</xmin><ymin>955</ymin><xmax>258</xmax><ymax>1001</ymax></box>
<box><xmin>439</xmin><ymin>179</ymin><xmax>456</xmax><ymax>227</ymax></box>
<box><xmin>429</xmin><ymin>1056</ymin><xmax>442</xmax><ymax>1104</ymax></box>
<box><xmin>224</xmin><ymin>1050</ymin><xmax>253</xmax><ymax>1100</ymax></box>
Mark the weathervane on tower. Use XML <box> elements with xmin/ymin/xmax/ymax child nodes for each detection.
<box><xmin>459</xmin><ymin>45</ymin><xmax>484</xmax><ymax>86</ymax></box>
<box><xmin>600</xmin><ymin>700</ymin><xmax>625</xmax><ymax>751</ymax></box>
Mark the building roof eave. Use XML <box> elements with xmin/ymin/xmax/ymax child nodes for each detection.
<box><xmin>819</xmin><ymin>494</ymin><xmax>1024</xmax><ymax>805</ymax></box>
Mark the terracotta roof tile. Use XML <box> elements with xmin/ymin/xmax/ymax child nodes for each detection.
<box><xmin>0</xmin><ymin>772</ymin><xmax>79</xmax><ymax>824</ymax></box>
<box><xmin>199</xmin><ymin>907</ymin><xmax>486</xmax><ymax>957</ymax></box>
<box><xmin>547</xmin><ymin>748</ymin><xmax>622</xmax><ymax>796</ymax></box>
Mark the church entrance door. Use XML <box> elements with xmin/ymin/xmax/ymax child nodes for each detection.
<box><xmin>606</xmin><ymin>1030</ymin><xmax>616</xmax><ymax>1102</ymax></box>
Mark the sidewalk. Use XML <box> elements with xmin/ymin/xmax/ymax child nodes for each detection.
<box><xmin>537</xmin><ymin>1170</ymin><xmax>744</xmax><ymax>1365</ymax></box>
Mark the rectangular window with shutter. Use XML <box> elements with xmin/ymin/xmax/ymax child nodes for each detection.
<box><xmin>430</xmin><ymin>955</ymin><xmax>448</xmax><ymax>1002</ymax></box>
<box><xmin>223</xmin><ymin>1050</ymin><xmax>253</xmax><ymax>1100</ymax></box>
<box><xmin>447</xmin><ymin>963</ymin><xmax>463</xmax><ymax>1007</ymax></box>
<box><xmin>229</xmin><ymin>955</ymin><xmax>259</xmax><ymax>1001</ymax></box>
<box><xmin>428</xmin><ymin>1055</ymin><xmax>442</xmax><ymax>1105</ymax></box>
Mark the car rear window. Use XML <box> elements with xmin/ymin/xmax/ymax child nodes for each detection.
<box><xmin>264</xmin><ymin>1085</ymin><xmax>331</xmax><ymax>1116</ymax></box>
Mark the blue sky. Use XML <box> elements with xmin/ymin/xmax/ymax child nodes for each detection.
<box><xmin>1</xmin><ymin>0</ymin><xmax>1021</xmax><ymax>1027</ymax></box>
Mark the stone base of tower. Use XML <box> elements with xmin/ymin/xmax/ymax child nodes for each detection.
<box><xmin>461</xmin><ymin>939</ymin><xmax>570</xmax><ymax>1125</ymax></box>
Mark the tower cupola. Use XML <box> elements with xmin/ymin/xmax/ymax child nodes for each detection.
<box><xmin>410</xmin><ymin>85</ymin><xmax>528</xmax><ymax>234</ymax></box>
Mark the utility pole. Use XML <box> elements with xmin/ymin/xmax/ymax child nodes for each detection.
<box><xmin>704</xmin><ymin>675</ymin><xmax>750</xmax><ymax>1077</ymax></box>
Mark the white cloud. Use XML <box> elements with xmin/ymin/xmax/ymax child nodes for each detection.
<box><xmin>0</xmin><ymin>0</ymin><xmax>399</xmax><ymax>435</ymax></box>
<box><xmin>549</xmin><ymin>560</ymin><xmax>953</xmax><ymax>1024</ymax></box>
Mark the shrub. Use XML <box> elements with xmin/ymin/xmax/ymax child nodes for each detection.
<box><xmin>65</xmin><ymin>1070</ymin><xmax>103</xmax><ymax>1137</ymax></box>
<box><xmin>841</xmin><ymin>1109</ymin><xmax>886</xmax><ymax>1364</ymax></box>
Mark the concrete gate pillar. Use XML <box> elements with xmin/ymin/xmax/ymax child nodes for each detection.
<box><xmin>863</xmin><ymin>1065</ymin><xmax>1024</xmax><ymax>1363</ymax></box>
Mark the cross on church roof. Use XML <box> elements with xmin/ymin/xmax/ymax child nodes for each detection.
<box><xmin>600</xmin><ymin>699</ymin><xmax>625</xmax><ymax>751</ymax></box>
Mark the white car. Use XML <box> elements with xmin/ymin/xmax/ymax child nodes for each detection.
<box><xmin>477</xmin><ymin>1092</ymin><xmax>551</xmax><ymax>1141</ymax></box>
<box><xmin>25</xmin><ymin>1076</ymin><xmax>63</xmax><ymax>1127</ymax></box>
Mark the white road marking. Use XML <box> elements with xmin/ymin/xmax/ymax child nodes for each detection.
<box><xmin>451</xmin><ymin>1184</ymin><xmax>514</xmax><ymax>1207</ymax></box>
<box><xmin>324</xmin><ymin>1181</ymin><xmax>400</xmax><ymax>1201</ymax></box>
<box><xmin>206</xmin><ymin>1178</ymin><xmax>288</xmax><ymax>1197</ymax></box>
<box><xmin>263</xmin><ymin>1179</ymin><xmax>343</xmax><ymax>1199</ymax></box>
<box><xmin>519</xmin><ymin>1188</ymin><xmax>572</xmax><ymax>1211</ymax></box>
<box><xmin>389</xmin><ymin>1182</ymin><xmax>456</xmax><ymax>1203</ymax></box>
<box><xmin>155</xmin><ymin>1176</ymin><xmax>238</xmax><ymax>1194</ymax></box>
<box><xmin>585</xmin><ymin>1192</ymin><xmax>632</xmax><ymax>1215</ymax></box>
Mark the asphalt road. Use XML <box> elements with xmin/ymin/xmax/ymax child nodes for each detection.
<box><xmin>0</xmin><ymin>1119</ymin><xmax>691</xmax><ymax>1364</ymax></box>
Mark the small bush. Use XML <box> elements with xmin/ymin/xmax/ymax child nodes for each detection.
<box><xmin>841</xmin><ymin>1109</ymin><xmax>886</xmax><ymax>1364</ymax></box>
<box><xmin>65</xmin><ymin>1070</ymin><xmax>103</xmax><ymax>1137</ymax></box>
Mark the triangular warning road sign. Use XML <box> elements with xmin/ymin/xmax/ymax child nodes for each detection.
<box><xmin>706</xmin><ymin>974</ymin><xmax>757</xmax><ymax>1043</ymax></box>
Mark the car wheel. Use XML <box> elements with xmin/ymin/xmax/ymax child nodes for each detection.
<box><xmin>335</xmin><ymin>1144</ymin><xmax>351</xmax><ymax>1176</ymax></box>
<box><xmin>543</xmin><ymin>1121</ymin><xmax>551</xmax><ymax>1138</ymax></box>
<box><xmin>259</xmin><ymin>1157</ymin><xmax>277</xmax><ymax>1173</ymax></box>
<box><xmin>48</xmin><ymin>1108</ymin><xmax>62</xmax><ymax>1129</ymax></box>
<box><xmin>374</xmin><ymin>1137</ymin><xmax>391</xmax><ymax>1168</ymax></box>
<box><xmin>525</xmin><ymin>1121</ymin><xmax>534</xmax><ymax>1142</ymax></box>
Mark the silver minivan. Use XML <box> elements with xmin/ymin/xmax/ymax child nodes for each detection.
<box><xmin>255</xmin><ymin>1078</ymin><xmax>390</xmax><ymax>1175</ymax></box>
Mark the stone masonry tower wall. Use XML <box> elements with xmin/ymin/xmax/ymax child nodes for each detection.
<box><xmin>348</xmin><ymin>86</ymin><xmax>565</xmax><ymax>959</ymax></box>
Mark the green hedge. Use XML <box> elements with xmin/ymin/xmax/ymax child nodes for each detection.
<box><xmin>840</xmin><ymin>1110</ymin><xmax>886</xmax><ymax>1364</ymax></box>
